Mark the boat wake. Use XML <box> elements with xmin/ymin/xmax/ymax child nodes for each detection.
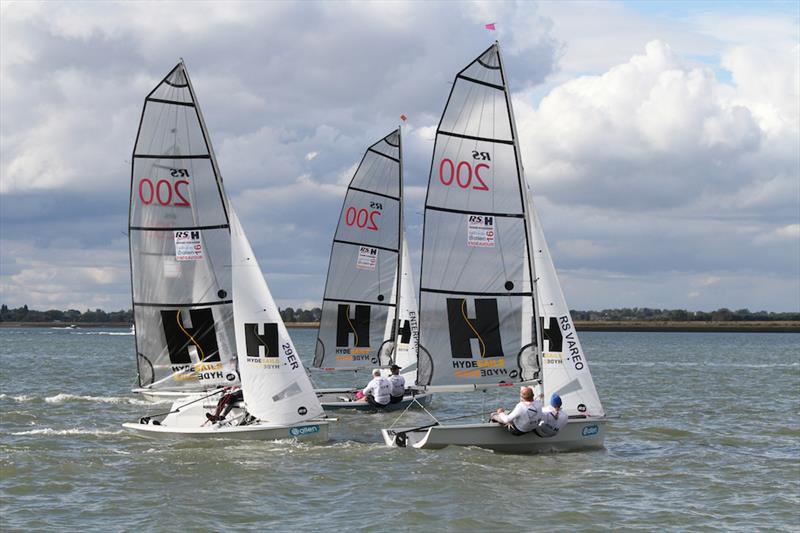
<box><xmin>45</xmin><ymin>393</ymin><xmax>167</xmax><ymax>405</ymax></box>
<box><xmin>0</xmin><ymin>393</ymin><xmax>167</xmax><ymax>406</ymax></box>
<box><xmin>11</xmin><ymin>427</ymin><xmax>126</xmax><ymax>436</ymax></box>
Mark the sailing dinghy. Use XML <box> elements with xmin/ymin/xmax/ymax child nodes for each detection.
<box><xmin>312</xmin><ymin>129</ymin><xmax>431</xmax><ymax>411</ymax></box>
<box><xmin>123</xmin><ymin>62</ymin><xmax>328</xmax><ymax>441</ymax></box>
<box><xmin>381</xmin><ymin>43</ymin><xmax>607</xmax><ymax>453</ymax></box>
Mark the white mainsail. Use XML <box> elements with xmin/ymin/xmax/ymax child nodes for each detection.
<box><xmin>314</xmin><ymin>129</ymin><xmax>406</xmax><ymax>372</ymax></box>
<box><xmin>417</xmin><ymin>42</ymin><xmax>540</xmax><ymax>389</ymax></box>
<box><xmin>528</xmin><ymin>197</ymin><xmax>605</xmax><ymax>417</ymax></box>
<box><xmin>230</xmin><ymin>210</ymin><xmax>324</xmax><ymax>424</ymax></box>
<box><xmin>129</xmin><ymin>61</ymin><xmax>238</xmax><ymax>392</ymax></box>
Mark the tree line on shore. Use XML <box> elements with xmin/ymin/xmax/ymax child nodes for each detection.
<box><xmin>1</xmin><ymin>304</ymin><xmax>797</xmax><ymax>324</ymax></box>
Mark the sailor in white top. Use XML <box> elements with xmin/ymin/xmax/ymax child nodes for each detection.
<box><xmin>362</xmin><ymin>368</ymin><xmax>391</xmax><ymax>407</ymax></box>
<box><xmin>387</xmin><ymin>364</ymin><xmax>405</xmax><ymax>404</ymax></box>
<box><xmin>536</xmin><ymin>393</ymin><xmax>569</xmax><ymax>437</ymax></box>
<box><xmin>490</xmin><ymin>386</ymin><xmax>542</xmax><ymax>435</ymax></box>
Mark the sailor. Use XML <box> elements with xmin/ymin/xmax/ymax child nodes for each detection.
<box><xmin>490</xmin><ymin>386</ymin><xmax>542</xmax><ymax>435</ymax></box>
<box><xmin>206</xmin><ymin>387</ymin><xmax>244</xmax><ymax>423</ymax></box>
<box><xmin>536</xmin><ymin>393</ymin><xmax>569</xmax><ymax>437</ymax></box>
<box><xmin>361</xmin><ymin>368</ymin><xmax>391</xmax><ymax>408</ymax></box>
<box><xmin>387</xmin><ymin>364</ymin><xmax>405</xmax><ymax>404</ymax></box>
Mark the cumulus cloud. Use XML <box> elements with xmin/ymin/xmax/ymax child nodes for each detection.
<box><xmin>518</xmin><ymin>36</ymin><xmax>798</xmax><ymax>311</ymax></box>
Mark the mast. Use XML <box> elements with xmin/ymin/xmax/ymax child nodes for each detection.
<box><xmin>495</xmin><ymin>41</ymin><xmax>543</xmax><ymax>375</ymax></box>
<box><xmin>392</xmin><ymin>125</ymin><xmax>404</xmax><ymax>364</ymax></box>
<box><xmin>181</xmin><ymin>60</ymin><xmax>231</xmax><ymax>226</ymax></box>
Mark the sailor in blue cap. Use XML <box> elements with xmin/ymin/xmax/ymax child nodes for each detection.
<box><xmin>535</xmin><ymin>393</ymin><xmax>569</xmax><ymax>437</ymax></box>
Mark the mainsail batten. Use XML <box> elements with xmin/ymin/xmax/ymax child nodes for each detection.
<box><xmin>314</xmin><ymin>130</ymin><xmax>404</xmax><ymax>371</ymax></box>
<box><xmin>417</xmin><ymin>42</ymin><xmax>540</xmax><ymax>388</ymax></box>
<box><xmin>129</xmin><ymin>62</ymin><xmax>237</xmax><ymax>391</ymax></box>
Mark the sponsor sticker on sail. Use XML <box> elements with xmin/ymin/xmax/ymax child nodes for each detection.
<box><xmin>467</xmin><ymin>215</ymin><xmax>495</xmax><ymax>247</ymax></box>
<box><xmin>174</xmin><ymin>230</ymin><xmax>203</xmax><ymax>261</ymax></box>
<box><xmin>356</xmin><ymin>246</ymin><xmax>378</xmax><ymax>270</ymax></box>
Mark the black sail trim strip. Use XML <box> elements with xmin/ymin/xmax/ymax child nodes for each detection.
<box><xmin>323</xmin><ymin>297</ymin><xmax>396</xmax><ymax>308</ymax></box>
<box><xmin>134</xmin><ymin>300</ymin><xmax>233</xmax><ymax>308</ymax></box>
<box><xmin>438</xmin><ymin>130</ymin><xmax>514</xmax><ymax>145</ymax></box>
<box><xmin>367</xmin><ymin>147</ymin><xmax>400</xmax><ymax>163</ymax></box>
<box><xmin>477</xmin><ymin>58</ymin><xmax>501</xmax><ymax>70</ymax></box>
<box><xmin>134</xmin><ymin>154</ymin><xmax>210</xmax><ymax>159</ymax></box>
<box><xmin>146</xmin><ymin>97</ymin><xmax>195</xmax><ymax>107</ymax></box>
<box><xmin>349</xmin><ymin>186</ymin><xmax>400</xmax><ymax>201</ymax></box>
<box><xmin>457</xmin><ymin>74</ymin><xmax>504</xmax><ymax>91</ymax></box>
<box><xmin>421</xmin><ymin>288</ymin><xmax>532</xmax><ymax>297</ymax></box>
<box><xmin>333</xmin><ymin>239</ymin><xmax>399</xmax><ymax>253</ymax></box>
<box><xmin>163</xmin><ymin>79</ymin><xmax>189</xmax><ymax>88</ymax></box>
<box><xmin>425</xmin><ymin>205</ymin><xmax>524</xmax><ymax>218</ymax></box>
<box><xmin>130</xmin><ymin>224</ymin><xmax>229</xmax><ymax>232</ymax></box>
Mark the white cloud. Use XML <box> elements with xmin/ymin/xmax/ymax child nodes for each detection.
<box><xmin>754</xmin><ymin>224</ymin><xmax>800</xmax><ymax>245</ymax></box>
<box><xmin>0</xmin><ymin>1</ymin><xmax>797</xmax><ymax>312</ymax></box>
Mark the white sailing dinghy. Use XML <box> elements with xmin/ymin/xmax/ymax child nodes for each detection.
<box><xmin>312</xmin><ymin>129</ymin><xmax>431</xmax><ymax>411</ymax></box>
<box><xmin>123</xmin><ymin>62</ymin><xmax>328</xmax><ymax>440</ymax></box>
<box><xmin>381</xmin><ymin>43</ymin><xmax>607</xmax><ymax>453</ymax></box>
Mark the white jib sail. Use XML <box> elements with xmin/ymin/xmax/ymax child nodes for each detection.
<box><xmin>382</xmin><ymin>233</ymin><xmax>419</xmax><ymax>382</ymax></box>
<box><xmin>529</xmin><ymin>196</ymin><xmax>605</xmax><ymax>417</ymax></box>
<box><xmin>230</xmin><ymin>210</ymin><xmax>324</xmax><ymax>424</ymax></box>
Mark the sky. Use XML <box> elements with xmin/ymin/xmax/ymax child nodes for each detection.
<box><xmin>1</xmin><ymin>0</ymin><xmax>798</xmax><ymax>313</ymax></box>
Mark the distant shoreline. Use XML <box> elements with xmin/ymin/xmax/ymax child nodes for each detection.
<box><xmin>1</xmin><ymin>320</ymin><xmax>798</xmax><ymax>333</ymax></box>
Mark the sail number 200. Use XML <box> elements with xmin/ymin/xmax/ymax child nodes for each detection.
<box><xmin>439</xmin><ymin>159</ymin><xmax>489</xmax><ymax>191</ymax></box>
<box><xmin>345</xmin><ymin>207</ymin><xmax>380</xmax><ymax>231</ymax></box>
<box><xmin>138</xmin><ymin>178</ymin><xmax>191</xmax><ymax>207</ymax></box>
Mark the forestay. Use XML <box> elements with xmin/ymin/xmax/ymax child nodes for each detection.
<box><xmin>314</xmin><ymin>130</ymin><xmax>403</xmax><ymax>371</ymax></box>
<box><xmin>129</xmin><ymin>62</ymin><xmax>238</xmax><ymax>391</ymax></box>
<box><xmin>230</xmin><ymin>211</ymin><xmax>324</xmax><ymax>423</ymax></box>
<box><xmin>529</xmin><ymin>197</ymin><xmax>605</xmax><ymax>417</ymax></box>
<box><xmin>417</xmin><ymin>43</ymin><xmax>540</xmax><ymax>388</ymax></box>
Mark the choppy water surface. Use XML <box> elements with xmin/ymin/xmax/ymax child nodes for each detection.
<box><xmin>1</xmin><ymin>327</ymin><xmax>798</xmax><ymax>531</ymax></box>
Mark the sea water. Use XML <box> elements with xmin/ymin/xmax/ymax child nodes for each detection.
<box><xmin>1</xmin><ymin>327</ymin><xmax>798</xmax><ymax>531</ymax></box>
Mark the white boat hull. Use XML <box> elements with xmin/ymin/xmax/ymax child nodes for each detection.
<box><xmin>123</xmin><ymin>420</ymin><xmax>329</xmax><ymax>441</ymax></box>
<box><xmin>381</xmin><ymin>418</ymin><xmax>607</xmax><ymax>454</ymax></box>
<box><xmin>124</xmin><ymin>394</ymin><xmax>329</xmax><ymax>441</ymax></box>
<box><xmin>315</xmin><ymin>388</ymin><xmax>432</xmax><ymax>412</ymax></box>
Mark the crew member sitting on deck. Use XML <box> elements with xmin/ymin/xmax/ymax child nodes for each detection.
<box><xmin>387</xmin><ymin>364</ymin><xmax>405</xmax><ymax>404</ymax></box>
<box><xmin>206</xmin><ymin>387</ymin><xmax>243</xmax><ymax>422</ymax></box>
<box><xmin>490</xmin><ymin>386</ymin><xmax>542</xmax><ymax>435</ymax></box>
<box><xmin>536</xmin><ymin>393</ymin><xmax>569</xmax><ymax>437</ymax></box>
<box><xmin>361</xmin><ymin>368</ymin><xmax>391</xmax><ymax>408</ymax></box>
